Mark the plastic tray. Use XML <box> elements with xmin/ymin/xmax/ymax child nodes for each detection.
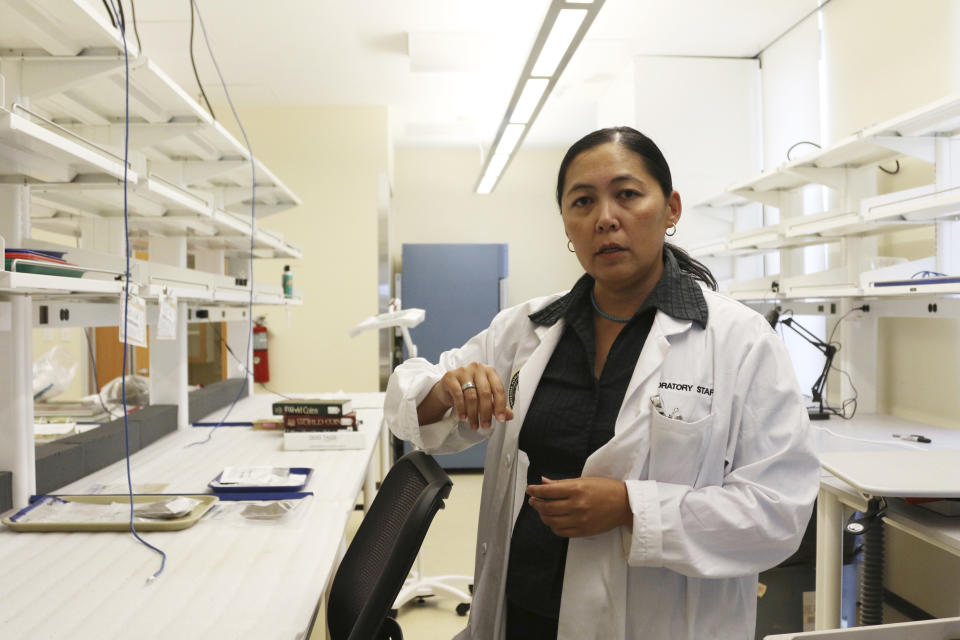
<box><xmin>5</xmin><ymin>248</ymin><xmax>67</xmax><ymax>260</ymax></box>
<box><xmin>208</xmin><ymin>467</ymin><xmax>313</xmax><ymax>493</ymax></box>
<box><xmin>4</xmin><ymin>258</ymin><xmax>84</xmax><ymax>278</ymax></box>
<box><xmin>2</xmin><ymin>494</ymin><xmax>218</xmax><ymax>532</ymax></box>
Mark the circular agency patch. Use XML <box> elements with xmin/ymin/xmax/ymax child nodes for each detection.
<box><xmin>507</xmin><ymin>370</ymin><xmax>519</xmax><ymax>410</ymax></box>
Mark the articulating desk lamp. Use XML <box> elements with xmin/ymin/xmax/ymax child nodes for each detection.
<box><xmin>349</xmin><ymin>303</ymin><xmax>474</xmax><ymax>616</ymax></box>
<box><xmin>766</xmin><ymin>308</ymin><xmax>837</xmax><ymax>420</ymax></box>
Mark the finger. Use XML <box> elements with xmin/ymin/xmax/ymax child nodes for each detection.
<box><xmin>473</xmin><ymin>372</ymin><xmax>494</xmax><ymax>429</ymax></box>
<box><xmin>529</xmin><ymin>497</ymin><xmax>572</xmax><ymax>518</ymax></box>
<box><xmin>485</xmin><ymin>367</ymin><xmax>511</xmax><ymax>423</ymax></box>
<box><xmin>459</xmin><ymin>375</ymin><xmax>480</xmax><ymax>430</ymax></box>
<box><xmin>526</xmin><ymin>479</ymin><xmax>571</xmax><ymax>500</ymax></box>
<box><xmin>445</xmin><ymin>373</ymin><xmax>468</xmax><ymax>422</ymax></box>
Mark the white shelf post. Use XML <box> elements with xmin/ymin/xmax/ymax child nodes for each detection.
<box><xmin>935</xmin><ymin>137</ymin><xmax>960</xmax><ymax>276</ymax></box>
<box><xmin>148</xmin><ymin>236</ymin><xmax>189</xmax><ymax>429</ymax></box>
<box><xmin>225</xmin><ymin>256</ymin><xmax>253</xmax><ymax>392</ymax></box>
<box><xmin>0</xmin><ymin>184</ymin><xmax>37</xmax><ymax>507</ymax></box>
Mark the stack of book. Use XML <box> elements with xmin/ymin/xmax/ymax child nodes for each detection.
<box><xmin>275</xmin><ymin>398</ymin><xmax>366</xmax><ymax>450</ymax></box>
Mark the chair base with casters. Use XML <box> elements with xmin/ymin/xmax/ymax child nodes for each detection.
<box><xmin>388</xmin><ymin>440</ymin><xmax>474</xmax><ymax>618</ymax></box>
<box><xmin>327</xmin><ymin>450</ymin><xmax>454</xmax><ymax>640</ymax></box>
<box><xmin>392</xmin><ymin>554</ymin><xmax>473</xmax><ymax>616</ymax></box>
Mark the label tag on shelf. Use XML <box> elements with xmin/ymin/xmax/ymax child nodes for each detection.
<box><xmin>118</xmin><ymin>293</ymin><xmax>147</xmax><ymax>348</ymax></box>
<box><xmin>156</xmin><ymin>290</ymin><xmax>178</xmax><ymax>341</ymax></box>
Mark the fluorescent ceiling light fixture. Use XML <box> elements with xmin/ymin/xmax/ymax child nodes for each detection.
<box><xmin>509</xmin><ymin>78</ymin><xmax>549</xmax><ymax>124</ymax></box>
<box><xmin>476</xmin><ymin>153</ymin><xmax>512</xmax><ymax>195</ymax></box>
<box><xmin>475</xmin><ymin>0</ymin><xmax>605</xmax><ymax>194</ymax></box>
<box><xmin>531</xmin><ymin>9</ymin><xmax>588</xmax><ymax>77</ymax></box>
<box><xmin>495</xmin><ymin>124</ymin><xmax>526</xmax><ymax>156</ymax></box>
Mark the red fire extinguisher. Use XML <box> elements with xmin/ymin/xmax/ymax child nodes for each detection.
<box><xmin>252</xmin><ymin>317</ymin><xmax>269</xmax><ymax>382</ymax></box>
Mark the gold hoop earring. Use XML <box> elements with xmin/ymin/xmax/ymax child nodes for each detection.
<box><xmin>665</xmin><ymin>224</ymin><xmax>677</xmax><ymax>237</ymax></box>
<box><xmin>567</xmin><ymin>240</ymin><xmax>576</xmax><ymax>252</ymax></box>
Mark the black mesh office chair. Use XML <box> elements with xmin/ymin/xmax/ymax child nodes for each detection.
<box><xmin>327</xmin><ymin>450</ymin><xmax>453</xmax><ymax>640</ymax></box>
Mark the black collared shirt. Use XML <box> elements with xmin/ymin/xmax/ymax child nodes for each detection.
<box><xmin>505</xmin><ymin>248</ymin><xmax>708</xmax><ymax>619</ymax></box>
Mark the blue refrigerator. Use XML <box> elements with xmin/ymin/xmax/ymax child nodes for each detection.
<box><xmin>400</xmin><ymin>243</ymin><xmax>508</xmax><ymax>470</ymax></box>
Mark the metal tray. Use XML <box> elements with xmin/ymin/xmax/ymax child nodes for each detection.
<box><xmin>2</xmin><ymin>494</ymin><xmax>218</xmax><ymax>532</ymax></box>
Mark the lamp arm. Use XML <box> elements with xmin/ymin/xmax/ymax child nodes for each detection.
<box><xmin>780</xmin><ymin>317</ymin><xmax>839</xmax><ymax>413</ymax></box>
<box><xmin>781</xmin><ymin>317</ymin><xmax>831</xmax><ymax>354</ymax></box>
<box><xmin>810</xmin><ymin>351</ymin><xmax>835</xmax><ymax>404</ymax></box>
<box><xmin>399</xmin><ymin>325</ymin><xmax>418</xmax><ymax>359</ymax></box>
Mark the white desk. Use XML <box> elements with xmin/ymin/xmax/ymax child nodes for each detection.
<box><xmin>0</xmin><ymin>392</ymin><xmax>383</xmax><ymax>640</ymax></box>
<box><xmin>812</xmin><ymin>416</ymin><xmax>960</xmax><ymax>630</ymax></box>
<box><xmin>767</xmin><ymin>615</ymin><xmax>960</xmax><ymax>638</ymax></box>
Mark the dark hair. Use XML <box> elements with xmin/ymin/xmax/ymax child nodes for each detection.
<box><xmin>556</xmin><ymin>126</ymin><xmax>717</xmax><ymax>291</ymax></box>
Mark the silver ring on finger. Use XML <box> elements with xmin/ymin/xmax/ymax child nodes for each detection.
<box><xmin>461</xmin><ymin>381</ymin><xmax>477</xmax><ymax>392</ymax></box>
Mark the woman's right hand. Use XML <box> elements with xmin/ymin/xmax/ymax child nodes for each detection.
<box><xmin>418</xmin><ymin>363</ymin><xmax>514</xmax><ymax>429</ymax></box>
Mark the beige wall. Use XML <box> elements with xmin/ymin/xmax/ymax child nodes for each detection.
<box><xmin>392</xmin><ymin>147</ymin><xmax>582</xmax><ymax>308</ymax></box>
<box><xmin>819</xmin><ymin>0</ymin><xmax>960</xmax><ymax>429</ymax></box>
<box><xmin>219</xmin><ymin>105</ymin><xmax>389</xmax><ymax>394</ymax></box>
<box><xmin>821</xmin><ymin>0</ymin><xmax>960</xmax><ymax>142</ymax></box>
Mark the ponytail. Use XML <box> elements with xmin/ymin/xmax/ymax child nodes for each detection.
<box><xmin>666</xmin><ymin>243</ymin><xmax>717</xmax><ymax>291</ymax></box>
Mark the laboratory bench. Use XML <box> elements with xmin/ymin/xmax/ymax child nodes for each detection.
<box><xmin>811</xmin><ymin>415</ymin><xmax>960</xmax><ymax>630</ymax></box>
<box><xmin>0</xmin><ymin>392</ymin><xmax>383</xmax><ymax>640</ymax></box>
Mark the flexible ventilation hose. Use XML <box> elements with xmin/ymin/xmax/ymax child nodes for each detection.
<box><xmin>858</xmin><ymin>516</ymin><xmax>884</xmax><ymax>625</ymax></box>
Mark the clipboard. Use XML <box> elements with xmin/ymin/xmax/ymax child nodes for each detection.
<box><xmin>208</xmin><ymin>467</ymin><xmax>313</xmax><ymax>493</ymax></box>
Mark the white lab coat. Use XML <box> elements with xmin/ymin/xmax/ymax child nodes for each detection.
<box><xmin>385</xmin><ymin>285</ymin><xmax>819</xmax><ymax>640</ymax></box>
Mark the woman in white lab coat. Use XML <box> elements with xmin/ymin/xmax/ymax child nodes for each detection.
<box><xmin>384</xmin><ymin>127</ymin><xmax>820</xmax><ymax>640</ymax></box>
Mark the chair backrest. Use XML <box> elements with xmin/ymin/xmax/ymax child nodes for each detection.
<box><xmin>327</xmin><ymin>450</ymin><xmax>453</xmax><ymax>640</ymax></box>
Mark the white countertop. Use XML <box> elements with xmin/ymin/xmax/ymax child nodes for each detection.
<box><xmin>0</xmin><ymin>393</ymin><xmax>383</xmax><ymax>640</ymax></box>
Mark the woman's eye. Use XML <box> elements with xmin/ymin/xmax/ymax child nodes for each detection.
<box><xmin>571</xmin><ymin>196</ymin><xmax>591</xmax><ymax>208</ymax></box>
<box><xmin>619</xmin><ymin>189</ymin><xmax>641</xmax><ymax>200</ymax></box>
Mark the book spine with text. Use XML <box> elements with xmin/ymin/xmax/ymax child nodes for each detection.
<box><xmin>283</xmin><ymin>413</ymin><xmax>357</xmax><ymax>430</ymax></box>
<box><xmin>272</xmin><ymin>402</ymin><xmax>351</xmax><ymax>416</ymax></box>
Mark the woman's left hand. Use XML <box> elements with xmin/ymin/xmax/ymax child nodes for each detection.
<box><xmin>526</xmin><ymin>476</ymin><xmax>632</xmax><ymax>538</ymax></box>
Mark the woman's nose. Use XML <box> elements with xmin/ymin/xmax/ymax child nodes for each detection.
<box><xmin>595</xmin><ymin>199</ymin><xmax>620</xmax><ymax>231</ymax></box>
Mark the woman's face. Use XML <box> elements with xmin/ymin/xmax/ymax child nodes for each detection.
<box><xmin>560</xmin><ymin>142</ymin><xmax>681</xmax><ymax>293</ymax></box>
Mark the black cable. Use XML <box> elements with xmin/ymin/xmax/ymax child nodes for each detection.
<box><xmin>116</xmin><ymin>0</ymin><xmax>126</xmax><ymax>31</ymax></box>
<box><xmin>188</xmin><ymin>0</ymin><xmax>216</xmax><ymax>120</ymax></box>
<box><xmin>210</xmin><ymin>323</ymin><xmax>296</xmax><ymax>400</ymax></box>
<box><xmin>186</xmin><ymin>0</ymin><xmax>254</xmax><ymax>447</ymax></box>
<box><xmin>878</xmin><ymin>160</ymin><xmax>900</xmax><ymax>175</ymax></box>
<box><xmin>829</xmin><ymin>363</ymin><xmax>859</xmax><ymax>419</ymax></box>
<box><xmin>827</xmin><ymin>306</ymin><xmax>867</xmax><ymax>348</ymax></box>
<box><xmin>101</xmin><ymin>0</ymin><xmax>117</xmax><ymax>28</ymax></box>
<box><xmin>786</xmin><ymin>141</ymin><xmax>821</xmax><ymax>161</ymax></box>
<box><xmin>823</xmin><ymin>306</ymin><xmax>867</xmax><ymax>419</ymax></box>
<box><xmin>128</xmin><ymin>0</ymin><xmax>143</xmax><ymax>53</ymax></box>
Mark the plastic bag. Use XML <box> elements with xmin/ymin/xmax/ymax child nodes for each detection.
<box><xmin>100</xmin><ymin>374</ymin><xmax>150</xmax><ymax>407</ymax></box>
<box><xmin>32</xmin><ymin>345</ymin><xmax>79</xmax><ymax>401</ymax></box>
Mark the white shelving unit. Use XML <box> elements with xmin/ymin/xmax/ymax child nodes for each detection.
<box><xmin>692</xmin><ymin>92</ymin><xmax>960</xmax><ymax>303</ymax></box>
<box><xmin>690</xmin><ymin>92</ymin><xmax>960</xmax><ymax>422</ymax></box>
<box><xmin>0</xmin><ymin>0</ymin><xmax>303</xmax><ymax>508</ymax></box>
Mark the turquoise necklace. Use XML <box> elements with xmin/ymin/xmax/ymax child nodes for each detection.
<box><xmin>590</xmin><ymin>290</ymin><xmax>632</xmax><ymax>323</ymax></box>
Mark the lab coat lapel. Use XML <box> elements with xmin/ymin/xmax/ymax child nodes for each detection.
<box><xmin>486</xmin><ymin>321</ymin><xmax>565</xmax><ymax>640</ymax></box>
<box><xmin>489</xmin><ymin>321</ymin><xmax>563</xmax><ymax>528</ymax></box>
<box><xmin>503</xmin><ymin>321</ymin><xmax>564</xmax><ymax>451</ymax></box>
<box><xmin>559</xmin><ymin>312</ymin><xmax>692</xmax><ymax>640</ymax></box>
<box><xmin>582</xmin><ymin>311</ymin><xmax>692</xmax><ymax>478</ymax></box>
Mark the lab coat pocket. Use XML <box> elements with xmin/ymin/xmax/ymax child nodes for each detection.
<box><xmin>648</xmin><ymin>409</ymin><xmax>713</xmax><ymax>486</ymax></box>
